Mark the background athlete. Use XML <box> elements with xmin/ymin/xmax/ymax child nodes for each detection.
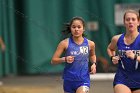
<box><xmin>107</xmin><ymin>9</ymin><xmax>140</xmax><ymax>93</ymax></box>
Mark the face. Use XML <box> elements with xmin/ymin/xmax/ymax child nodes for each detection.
<box><xmin>124</xmin><ymin>12</ymin><xmax>139</xmax><ymax>33</ymax></box>
<box><xmin>70</xmin><ymin>20</ymin><xmax>84</xmax><ymax>37</ymax></box>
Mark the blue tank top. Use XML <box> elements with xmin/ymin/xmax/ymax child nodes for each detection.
<box><xmin>63</xmin><ymin>37</ymin><xmax>90</xmax><ymax>81</ymax></box>
<box><xmin>117</xmin><ymin>33</ymin><xmax>140</xmax><ymax>71</ymax></box>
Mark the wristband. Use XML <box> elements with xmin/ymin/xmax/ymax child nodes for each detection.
<box><xmin>88</xmin><ymin>62</ymin><xmax>96</xmax><ymax>72</ymax></box>
<box><xmin>61</xmin><ymin>57</ymin><xmax>67</xmax><ymax>62</ymax></box>
<box><xmin>89</xmin><ymin>62</ymin><xmax>96</xmax><ymax>66</ymax></box>
<box><xmin>65</xmin><ymin>57</ymin><xmax>67</xmax><ymax>62</ymax></box>
<box><xmin>134</xmin><ymin>55</ymin><xmax>137</xmax><ymax>60</ymax></box>
<box><xmin>111</xmin><ymin>56</ymin><xmax>115</xmax><ymax>61</ymax></box>
<box><xmin>92</xmin><ymin>62</ymin><xmax>97</xmax><ymax>65</ymax></box>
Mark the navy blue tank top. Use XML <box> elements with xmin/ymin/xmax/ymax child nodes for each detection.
<box><xmin>117</xmin><ymin>33</ymin><xmax>140</xmax><ymax>71</ymax></box>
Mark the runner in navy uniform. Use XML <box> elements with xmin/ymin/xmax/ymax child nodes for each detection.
<box><xmin>107</xmin><ymin>9</ymin><xmax>140</xmax><ymax>93</ymax></box>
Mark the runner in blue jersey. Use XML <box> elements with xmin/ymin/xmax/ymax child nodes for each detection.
<box><xmin>51</xmin><ymin>17</ymin><xmax>96</xmax><ymax>93</ymax></box>
<box><xmin>107</xmin><ymin>9</ymin><xmax>140</xmax><ymax>93</ymax></box>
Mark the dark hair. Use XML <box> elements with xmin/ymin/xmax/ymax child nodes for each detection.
<box><xmin>62</xmin><ymin>16</ymin><xmax>86</xmax><ymax>38</ymax></box>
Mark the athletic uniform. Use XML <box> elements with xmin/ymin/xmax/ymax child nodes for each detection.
<box><xmin>63</xmin><ymin>37</ymin><xmax>90</xmax><ymax>93</ymax></box>
<box><xmin>114</xmin><ymin>33</ymin><xmax>140</xmax><ymax>90</ymax></box>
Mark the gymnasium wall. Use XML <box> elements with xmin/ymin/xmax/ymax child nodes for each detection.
<box><xmin>0</xmin><ymin>0</ymin><xmax>140</xmax><ymax>76</ymax></box>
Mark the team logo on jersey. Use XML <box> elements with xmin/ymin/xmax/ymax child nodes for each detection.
<box><xmin>118</xmin><ymin>50</ymin><xmax>140</xmax><ymax>57</ymax></box>
<box><xmin>125</xmin><ymin>46</ymin><xmax>130</xmax><ymax>49</ymax></box>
